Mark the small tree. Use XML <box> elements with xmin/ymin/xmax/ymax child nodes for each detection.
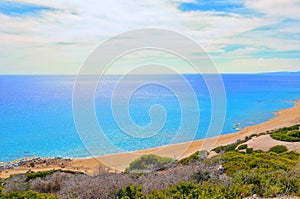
<box><xmin>125</xmin><ymin>154</ymin><xmax>173</xmax><ymax>173</ymax></box>
<box><xmin>269</xmin><ymin>145</ymin><xmax>288</xmax><ymax>154</ymax></box>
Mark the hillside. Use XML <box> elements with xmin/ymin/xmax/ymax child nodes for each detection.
<box><xmin>1</xmin><ymin>125</ymin><xmax>300</xmax><ymax>199</ymax></box>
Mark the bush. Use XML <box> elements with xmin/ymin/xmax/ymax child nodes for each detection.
<box><xmin>117</xmin><ymin>184</ymin><xmax>146</xmax><ymax>199</ymax></box>
<box><xmin>253</xmin><ymin>149</ymin><xmax>264</xmax><ymax>153</ymax></box>
<box><xmin>178</xmin><ymin>150</ymin><xmax>208</xmax><ymax>165</ymax></box>
<box><xmin>212</xmin><ymin>143</ymin><xmax>238</xmax><ymax>153</ymax></box>
<box><xmin>30</xmin><ymin>172</ymin><xmax>66</xmax><ymax>193</ymax></box>
<box><xmin>222</xmin><ymin>151</ymin><xmax>299</xmax><ymax>175</ymax></box>
<box><xmin>0</xmin><ymin>190</ymin><xmax>58</xmax><ymax>199</ymax></box>
<box><xmin>25</xmin><ymin>170</ymin><xmax>56</xmax><ymax>182</ymax></box>
<box><xmin>237</xmin><ymin>144</ymin><xmax>248</xmax><ymax>150</ymax></box>
<box><xmin>276</xmin><ymin>125</ymin><xmax>300</xmax><ymax>132</ymax></box>
<box><xmin>269</xmin><ymin>145</ymin><xmax>288</xmax><ymax>154</ymax></box>
<box><xmin>125</xmin><ymin>154</ymin><xmax>173</xmax><ymax>173</ymax></box>
<box><xmin>271</xmin><ymin>130</ymin><xmax>300</xmax><ymax>142</ymax></box>
<box><xmin>4</xmin><ymin>171</ymin><xmax>80</xmax><ymax>195</ymax></box>
<box><xmin>246</xmin><ymin>148</ymin><xmax>253</xmax><ymax>154</ymax></box>
<box><xmin>148</xmin><ymin>181</ymin><xmax>252</xmax><ymax>199</ymax></box>
<box><xmin>249</xmin><ymin>133</ymin><xmax>258</xmax><ymax>138</ymax></box>
<box><xmin>3</xmin><ymin>174</ymin><xmax>29</xmax><ymax>193</ymax></box>
<box><xmin>25</xmin><ymin>169</ymin><xmax>82</xmax><ymax>182</ymax></box>
<box><xmin>270</xmin><ymin>125</ymin><xmax>300</xmax><ymax>142</ymax></box>
<box><xmin>212</xmin><ymin>132</ymin><xmax>271</xmax><ymax>154</ymax></box>
<box><xmin>222</xmin><ymin>150</ymin><xmax>300</xmax><ymax>197</ymax></box>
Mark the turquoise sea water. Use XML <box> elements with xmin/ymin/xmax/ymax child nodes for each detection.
<box><xmin>0</xmin><ymin>74</ymin><xmax>300</xmax><ymax>162</ymax></box>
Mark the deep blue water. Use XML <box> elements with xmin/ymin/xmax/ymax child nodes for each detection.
<box><xmin>0</xmin><ymin>74</ymin><xmax>300</xmax><ymax>162</ymax></box>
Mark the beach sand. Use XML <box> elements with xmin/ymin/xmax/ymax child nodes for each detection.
<box><xmin>94</xmin><ymin>100</ymin><xmax>300</xmax><ymax>171</ymax></box>
<box><xmin>246</xmin><ymin>134</ymin><xmax>300</xmax><ymax>152</ymax></box>
<box><xmin>1</xmin><ymin>100</ymin><xmax>300</xmax><ymax>178</ymax></box>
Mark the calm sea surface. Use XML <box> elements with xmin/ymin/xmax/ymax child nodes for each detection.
<box><xmin>1</xmin><ymin>74</ymin><xmax>300</xmax><ymax>162</ymax></box>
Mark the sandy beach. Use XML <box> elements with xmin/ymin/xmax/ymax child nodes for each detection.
<box><xmin>94</xmin><ymin>100</ymin><xmax>300</xmax><ymax>171</ymax></box>
<box><xmin>1</xmin><ymin>100</ymin><xmax>300</xmax><ymax>178</ymax></box>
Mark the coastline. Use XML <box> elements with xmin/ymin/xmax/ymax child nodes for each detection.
<box><xmin>94</xmin><ymin>100</ymin><xmax>300</xmax><ymax>171</ymax></box>
<box><xmin>1</xmin><ymin>100</ymin><xmax>300</xmax><ymax>178</ymax></box>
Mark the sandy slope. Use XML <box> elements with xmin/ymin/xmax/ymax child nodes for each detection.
<box><xmin>1</xmin><ymin>100</ymin><xmax>300</xmax><ymax>178</ymax></box>
<box><xmin>246</xmin><ymin>134</ymin><xmax>300</xmax><ymax>152</ymax></box>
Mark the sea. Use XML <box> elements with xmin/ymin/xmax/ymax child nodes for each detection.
<box><xmin>1</xmin><ymin>73</ymin><xmax>300</xmax><ymax>162</ymax></box>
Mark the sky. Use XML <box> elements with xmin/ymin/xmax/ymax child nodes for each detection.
<box><xmin>0</xmin><ymin>0</ymin><xmax>300</xmax><ymax>74</ymax></box>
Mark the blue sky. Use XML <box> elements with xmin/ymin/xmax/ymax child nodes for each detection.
<box><xmin>0</xmin><ymin>0</ymin><xmax>299</xmax><ymax>74</ymax></box>
<box><xmin>0</xmin><ymin>0</ymin><xmax>55</xmax><ymax>16</ymax></box>
<box><xmin>178</xmin><ymin>0</ymin><xmax>253</xmax><ymax>16</ymax></box>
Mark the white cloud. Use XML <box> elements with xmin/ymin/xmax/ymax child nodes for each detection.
<box><xmin>219</xmin><ymin>58</ymin><xmax>300</xmax><ymax>73</ymax></box>
<box><xmin>0</xmin><ymin>0</ymin><xmax>299</xmax><ymax>74</ymax></box>
<box><xmin>245</xmin><ymin>0</ymin><xmax>300</xmax><ymax>19</ymax></box>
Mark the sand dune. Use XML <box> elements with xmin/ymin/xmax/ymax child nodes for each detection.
<box><xmin>246</xmin><ymin>134</ymin><xmax>300</xmax><ymax>152</ymax></box>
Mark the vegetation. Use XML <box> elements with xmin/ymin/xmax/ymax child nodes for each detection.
<box><xmin>213</xmin><ymin>124</ymin><xmax>300</xmax><ymax>154</ymax></box>
<box><xmin>212</xmin><ymin>134</ymin><xmax>254</xmax><ymax>153</ymax></box>
<box><xmin>249</xmin><ymin>133</ymin><xmax>258</xmax><ymax>138</ymax></box>
<box><xmin>118</xmin><ymin>181</ymin><xmax>254</xmax><ymax>199</ymax></box>
<box><xmin>24</xmin><ymin>169</ymin><xmax>82</xmax><ymax>182</ymax></box>
<box><xmin>223</xmin><ymin>150</ymin><xmax>300</xmax><ymax>197</ymax></box>
<box><xmin>269</xmin><ymin>145</ymin><xmax>288</xmax><ymax>153</ymax></box>
<box><xmin>222</xmin><ymin>150</ymin><xmax>299</xmax><ymax>175</ymax></box>
<box><xmin>237</xmin><ymin>144</ymin><xmax>247</xmax><ymax>150</ymax></box>
<box><xmin>212</xmin><ymin>143</ymin><xmax>238</xmax><ymax>153</ymax></box>
<box><xmin>0</xmin><ymin>190</ymin><xmax>58</xmax><ymax>199</ymax></box>
<box><xmin>117</xmin><ymin>184</ymin><xmax>145</xmax><ymax>199</ymax></box>
<box><xmin>1</xmin><ymin>125</ymin><xmax>300</xmax><ymax>199</ymax></box>
<box><xmin>2</xmin><ymin>149</ymin><xmax>299</xmax><ymax>198</ymax></box>
<box><xmin>271</xmin><ymin>125</ymin><xmax>300</xmax><ymax>142</ymax></box>
<box><xmin>246</xmin><ymin>148</ymin><xmax>253</xmax><ymax>154</ymax></box>
<box><xmin>178</xmin><ymin>150</ymin><xmax>208</xmax><ymax>165</ymax></box>
<box><xmin>125</xmin><ymin>154</ymin><xmax>173</xmax><ymax>173</ymax></box>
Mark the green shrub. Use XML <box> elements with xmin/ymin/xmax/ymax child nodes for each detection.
<box><xmin>243</xmin><ymin>136</ymin><xmax>250</xmax><ymax>142</ymax></box>
<box><xmin>212</xmin><ymin>143</ymin><xmax>238</xmax><ymax>153</ymax></box>
<box><xmin>24</xmin><ymin>170</ymin><xmax>56</xmax><ymax>182</ymax></box>
<box><xmin>0</xmin><ymin>190</ymin><xmax>58</xmax><ymax>199</ymax></box>
<box><xmin>249</xmin><ymin>134</ymin><xmax>258</xmax><ymax>138</ymax></box>
<box><xmin>147</xmin><ymin>189</ymin><xmax>167</xmax><ymax>199</ymax></box>
<box><xmin>222</xmin><ymin>151</ymin><xmax>299</xmax><ymax>175</ymax></box>
<box><xmin>124</xmin><ymin>153</ymin><xmax>300</xmax><ymax>199</ymax></box>
<box><xmin>237</xmin><ymin>144</ymin><xmax>248</xmax><ymax>150</ymax></box>
<box><xmin>246</xmin><ymin>148</ymin><xmax>253</xmax><ymax>154</ymax></box>
<box><xmin>192</xmin><ymin>170</ymin><xmax>210</xmax><ymax>183</ymax></box>
<box><xmin>125</xmin><ymin>154</ymin><xmax>173</xmax><ymax>173</ymax></box>
<box><xmin>212</xmin><ymin>132</ymin><xmax>269</xmax><ymax>154</ymax></box>
<box><xmin>178</xmin><ymin>151</ymin><xmax>200</xmax><ymax>165</ymax></box>
<box><xmin>269</xmin><ymin>145</ymin><xmax>288</xmax><ymax>154</ymax></box>
<box><xmin>24</xmin><ymin>169</ymin><xmax>83</xmax><ymax>182</ymax></box>
<box><xmin>270</xmin><ymin>125</ymin><xmax>300</xmax><ymax>142</ymax></box>
<box><xmin>178</xmin><ymin>150</ymin><xmax>208</xmax><ymax>165</ymax></box>
<box><xmin>117</xmin><ymin>184</ymin><xmax>146</xmax><ymax>199</ymax></box>
<box><xmin>279</xmin><ymin>150</ymin><xmax>300</xmax><ymax>160</ymax></box>
<box><xmin>276</xmin><ymin>125</ymin><xmax>300</xmax><ymax>132</ymax></box>
<box><xmin>222</xmin><ymin>150</ymin><xmax>300</xmax><ymax>197</ymax></box>
<box><xmin>157</xmin><ymin>181</ymin><xmax>252</xmax><ymax>199</ymax></box>
<box><xmin>271</xmin><ymin>130</ymin><xmax>300</xmax><ymax>142</ymax></box>
<box><xmin>253</xmin><ymin>149</ymin><xmax>264</xmax><ymax>153</ymax></box>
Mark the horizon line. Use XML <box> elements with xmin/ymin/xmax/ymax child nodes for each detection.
<box><xmin>0</xmin><ymin>71</ymin><xmax>299</xmax><ymax>76</ymax></box>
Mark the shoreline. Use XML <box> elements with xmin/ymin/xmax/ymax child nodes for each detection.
<box><xmin>71</xmin><ymin>100</ymin><xmax>299</xmax><ymax>158</ymax></box>
<box><xmin>74</xmin><ymin>99</ymin><xmax>300</xmax><ymax>171</ymax></box>
<box><xmin>1</xmin><ymin>100</ymin><xmax>300</xmax><ymax>178</ymax></box>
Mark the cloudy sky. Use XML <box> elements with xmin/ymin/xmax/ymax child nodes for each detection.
<box><xmin>0</xmin><ymin>0</ymin><xmax>300</xmax><ymax>74</ymax></box>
